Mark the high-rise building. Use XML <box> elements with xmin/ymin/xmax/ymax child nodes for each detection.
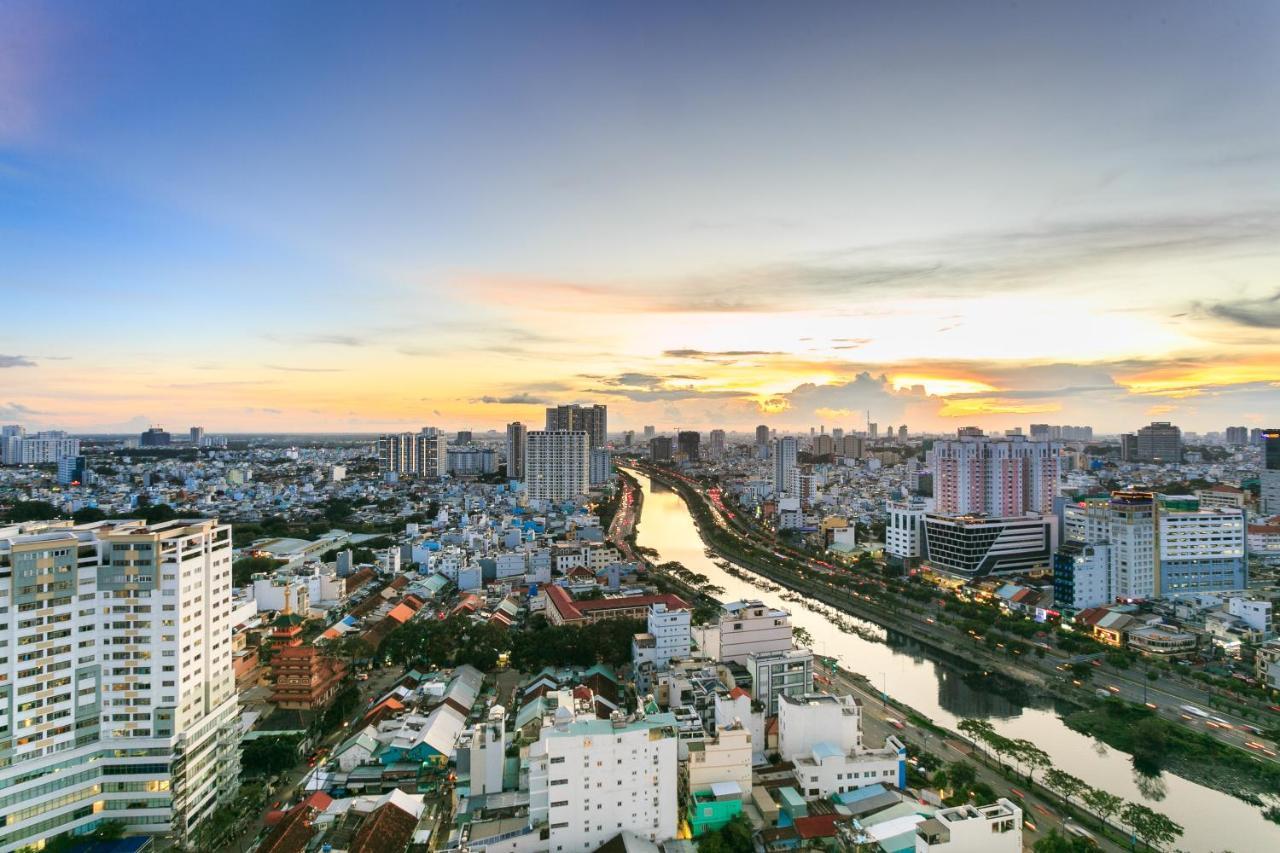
<box><xmin>455</xmin><ymin>429</ymin><xmax>473</xmax><ymax>445</ymax></box>
<box><xmin>812</xmin><ymin>434</ymin><xmax>833</xmax><ymax>457</ymax></box>
<box><xmin>1262</xmin><ymin>429</ymin><xmax>1280</xmax><ymax>515</ymax></box>
<box><xmin>505</xmin><ymin>422</ymin><xmax>527</xmax><ymax>480</ymax></box>
<box><xmin>189</xmin><ymin>426</ymin><xmax>205</xmax><ymax>446</ymax></box>
<box><xmin>644</xmin><ymin>425</ymin><xmax>656</xmax><ymax>440</ymax></box>
<box><xmin>836</xmin><ymin>434</ymin><xmax>864</xmax><ymax>459</ymax></box>
<box><xmin>1064</xmin><ymin>491</ymin><xmax>1246</xmax><ymax>599</ymax></box>
<box><xmin>898</xmin><ymin>424</ymin><xmax>907</xmax><ymax>441</ymax></box>
<box><xmin>918</xmin><ymin>513</ymin><xmax>1057</xmax><ymax>578</ymax></box>
<box><xmin>589</xmin><ymin>446</ymin><xmax>612</xmax><ymax>486</ymax></box>
<box><xmin>755</xmin><ymin>424</ymin><xmax>770</xmax><ymax>446</ymax></box>
<box><xmin>1053</xmin><ymin>541</ymin><xmax>1112</xmax><ymax>611</ymax></box>
<box><xmin>1225</xmin><ymin>426</ymin><xmax>1249</xmax><ymax>446</ymax></box>
<box><xmin>932</xmin><ymin>430</ymin><xmax>1060</xmax><ymax>516</ymax></box>
<box><xmin>544</xmin><ymin>404</ymin><xmax>607</xmax><ymax>448</ymax></box>
<box><xmin>376</xmin><ymin>429</ymin><xmax>447</xmax><ymax>477</ymax></box>
<box><xmin>140</xmin><ymin>426</ymin><xmax>171</xmax><ymax>447</ymax></box>
<box><xmin>869</xmin><ymin>423</ymin><xmax>878</xmax><ymax>438</ymax></box>
<box><xmin>0</xmin><ymin>518</ymin><xmax>241</xmax><ymax>848</ymax></box>
<box><xmin>446</xmin><ymin>447</ymin><xmax>499</xmax><ymax>475</ymax></box>
<box><xmin>57</xmin><ymin>454</ymin><xmax>88</xmax><ymax>485</ymax></box>
<box><xmin>677</xmin><ymin>430</ymin><xmax>701</xmax><ymax>461</ymax></box>
<box><xmin>649</xmin><ymin>435</ymin><xmax>673</xmax><ymax>462</ymax></box>
<box><xmin>1133</xmin><ymin>421</ymin><xmax>1182</xmax><ymax>463</ymax></box>
<box><xmin>832</xmin><ymin>428</ymin><xmax>844</xmax><ymax>441</ymax></box>
<box><xmin>525</xmin><ymin>430</ymin><xmax>590</xmax><ymax>502</ymax></box>
<box><xmin>708</xmin><ymin>429</ymin><xmax>726</xmax><ymax>459</ymax></box>
<box><xmin>0</xmin><ymin>429</ymin><xmax>80</xmax><ymax>464</ymax></box>
<box><xmin>772</xmin><ymin>436</ymin><xmax>798</xmax><ymax>496</ymax></box>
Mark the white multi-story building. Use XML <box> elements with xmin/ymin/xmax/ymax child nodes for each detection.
<box><xmin>694</xmin><ymin>600</ymin><xmax>794</xmax><ymax>665</ymax></box>
<box><xmin>0</xmin><ymin>518</ymin><xmax>240</xmax><ymax>851</ymax></box>
<box><xmin>686</xmin><ymin>722</ymin><xmax>751</xmax><ymax>798</ymax></box>
<box><xmin>914</xmin><ymin>800</ymin><xmax>1023</xmax><ymax>853</ymax></box>
<box><xmin>525</xmin><ymin>431</ymin><xmax>590</xmax><ymax>503</ymax></box>
<box><xmin>919</xmin><ymin>513</ymin><xmax>1057</xmax><ymax>579</ymax></box>
<box><xmin>527</xmin><ymin>711</ymin><xmax>678</xmax><ymax>851</ymax></box>
<box><xmin>589</xmin><ymin>447</ymin><xmax>612</xmax><ymax>487</ymax></box>
<box><xmin>376</xmin><ymin>429</ymin><xmax>448</xmax><ymax>478</ymax></box>
<box><xmin>773</xmin><ymin>437</ymin><xmax>798</xmax><ymax>496</ymax></box>
<box><xmin>886</xmin><ymin>497</ymin><xmax>928</xmax><ymax>564</ymax></box>
<box><xmin>0</xmin><ymin>429</ymin><xmax>81</xmax><ymax>465</ymax></box>
<box><xmin>746</xmin><ymin>648</ymin><xmax>813</xmax><ymax>716</ymax></box>
<box><xmin>1052</xmin><ymin>542</ymin><xmax>1110</xmax><ymax>611</ymax></box>
<box><xmin>778</xmin><ymin>694</ymin><xmax>904</xmax><ymax>798</ymax></box>
<box><xmin>1064</xmin><ymin>492</ymin><xmax>1246</xmax><ymax>599</ymax></box>
<box><xmin>632</xmin><ymin>602</ymin><xmax>691</xmax><ymax>674</ymax></box>
<box><xmin>932</xmin><ymin>430</ymin><xmax>1059</xmax><ymax>516</ymax></box>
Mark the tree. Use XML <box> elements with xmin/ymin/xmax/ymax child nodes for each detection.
<box><xmin>696</xmin><ymin>813</ymin><xmax>753</xmax><ymax>852</ymax></box>
<box><xmin>233</xmin><ymin>555</ymin><xmax>287</xmax><ymax>587</ymax></box>
<box><xmin>72</xmin><ymin>506</ymin><xmax>107</xmax><ymax>524</ymax></box>
<box><xmin>1012</xmin><ymin>738</ymin><xmax>1050</xmax><ymax>783</ymax></box>
<box><xmin>793</xmin><ymin>626</ymin><xmax>814</xmax><ymax>647</ymax></box>
<box><xmin>3</xmin><ymin>500</ymin><xmax>60</xmax><ymax>522</ymax></box>
<box><xmin>1083</xmin><ymin>787</ymin><xmax>1123</xmax><ymax>832</ymax></box>
<box><xmin>1121</xmin><ymin>802</ymin><xmax>1182</xmax><ymax>851</ymax></box>
<box><xmin>957</xmin><ymin>718</ymin><xmax>995</xmax><ymax>754</ymax></box>
<box><xmin>1043</xmin><ymin>768</ymin><xmax>1086</xmax><ymax>807</ymax></box>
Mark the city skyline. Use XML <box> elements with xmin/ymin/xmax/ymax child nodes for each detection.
<box><xmin>3</xmin><ymin>1</ymin><xmax>1279</xmax><ymax>433</ymax></box>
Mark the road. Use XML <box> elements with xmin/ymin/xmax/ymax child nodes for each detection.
<box><xmin>607</xmin><ymin>472</ymin><xmax>640</xmax><ymax>559</ymax></box>
<box><xmin>822</xmin><ymin>666</ymin><xmax>1124</xmax><ymax>852</ymax></box>
<box><xmin>630</xmin><ymin>462</ymin><xmax>1280</xmax><ymax>763</ymax></box>
<box><xmin>227</xmin><ymin>664</ymin><xmax>409</xmax><ymax>851</ymax></box>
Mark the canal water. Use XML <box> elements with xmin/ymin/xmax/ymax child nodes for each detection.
<box><xmin>629</xmin><ymin>470</ymin><xmax>1278</xmax><ymax>852</ymax></box>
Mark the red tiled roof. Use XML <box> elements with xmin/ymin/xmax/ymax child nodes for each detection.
<box><xmin>348</xmin><ymin>802</ymin><xmax>419</xmax><ymax>853</ymax></box>
<box><xmin>257</xmin><ymin>801</ymin><xmax>319</xmax><ymax>853</ymax></box>
<box><xmin>729</xmin><ymin>686</ymin><xmax>751</xmax><ymax>700</ymax></box>
<box><xmin>793</xmin><ymin>814</ymin><xmax>844</xmax><ymax>839</ymax></box>
<box><xmin>545</xmin><ymin>585</ymin><xmax>689</xmax><ymax>622</ymax></box>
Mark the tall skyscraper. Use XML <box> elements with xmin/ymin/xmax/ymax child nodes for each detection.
<box><xmin>832</xmin><ymin>427</ymin><xmax>844</xmax><ymax>441</ymax></box>
<box><xmin>505</xmin><ymin>422</ymin><xmax>527</xmax><ymax>480</ymax></box>
<box><xmin>932</xmin><ymin>429</ymin><xmax>1060</xmax><ymax>516</ymax></box>
<box><xmin>189</xmin><ymin>425</ymin><xmax>205</xmax><ymax>446</ymax></box>
<box><xmin>643</xmin><ymin>425</ymin><xmax>656</xmax><ymax>440</ymax></box>
<box><xmin>649</xmin><ymin>435</ymin><xmax>673</xmax><ymax>462</ymax></box>
<box><xmin>869</xmin><ymin>423</ymin><xmax>878</xmax><ymax>439</ymax></box>
<box><xmin>589</xmin><ymin>446</ymin><xmax>612</xmax><ymax>486</ymax></box>
<box><xmin>812</xmin><ymin>434</ymin><xmax>833</xmax><ymax>457</ymax></box>
<box><xmin>1133</xmin><ymin>421</ymin><xmax>1182</xmax><ymax>463</ymax></box>
<box><xmin>1262</xmin><ymin>428</ymin><xmax>1280</xmax><ymax>515</ymax></box>
<box><xmin>377</xmin><ymin>429</ymin><xmax>448</xmax><ymax>477</ymax></box>
<box><xmin>525</xmin><ymin>430</ymin><xmax>590</xmax><ymax>502</ymax></box>
<box><xmin>0</xmin><ymin>517</ymin><xmax>241</xmax><ymax>847</ymax></box>
<box><xmin>1224</xmin><ymin>426</ymin><xmax>1249</xmax><ymax>446</ymax></box>
<box><xmin>773</xmin><ymin>436</ymin><xmax>798</xmax><ymax>495</ymax></box>
<box><xmin>677</xmin><ymin>430</ymin><xmax>700</xmax><ymax>461</ymax></box>
<box><xmin>708</xmin><ymin>429</ymin><xmax>726</xmax><ymax>459</ymax></box>
<box><xmin>898</xmin><ymin>424</ymin><xmax>907</xmax><ymax>441</ymax></box>
<box><xmin>544</xmin><ymin>404</ymin><xmax>607</xmax><ymax>448</ymax></box>
<box><xmin>755</xmin><ymin>424</ymin><xmax>770</xmax><ymax>446</ymax></box>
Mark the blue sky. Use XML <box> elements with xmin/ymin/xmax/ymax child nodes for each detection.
<box><xmin>2</xmin><ymin>1</ymin><xmax>1278</xmax><ymax>433</ymax></box>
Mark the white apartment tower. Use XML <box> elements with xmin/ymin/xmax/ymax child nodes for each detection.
<box><xmin>695</xmin><ymin>600</ymin><xmax>794</xmax><ymax>665</ymax></box>
<box><xmin>0</xmin><ymin>518</ymin><xmax>240</xmax><ymax>851</ymax></box>
<box><xmin>376</xmin><ymin>429</ymin><xmax>448</xmax><ymax>478</ymax></box>
<box><xmin>525</xmin><ymin>430</ymin><xmax>590</xmax><ymax>503</ymax></box>
<box><xmin>527</xmin><ymin>712</ymin><xmax>679</xmax><ymax>850</ymax></box>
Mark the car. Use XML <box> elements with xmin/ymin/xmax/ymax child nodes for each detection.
<box><xmin>1144</xmin><ymin>702</ymin><xmax>1157</xmax><ymax>710</ymax></box>
<box><xmin>1106</xmin><ymin>685</ymin><xmax>1120</xmax><ymax>694</ymax></box>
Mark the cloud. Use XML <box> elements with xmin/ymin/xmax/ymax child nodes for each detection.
<box><xmin>474</xmin><ymin>393</ymin><xmax>551</xmax><ymax>405</ymax></box>
<box><xmin>0</xmin><ymin>354</ymin><xmax>35</xmax><ymax>368</ymax></box>
<box><xmin>1201</xmin><ymin>289</ymin><xmax>1280</xmax><ymax>329</ymax></box>
<box><xmin>588</xmin><ymin>386</ymin><xmax>749</xmax><ymax>402</ymax></box>
<box><xmin>663</xmin><ymin>349</ymin><xmax>784</xmax><ymax>361</ymax></box>
<box><xmin>470</xmin><ymin>211</ymin><xmax>1280</xmax><ymax>315</ymax></box>
<box><xmin>264</xmin><ymin>364</ymin><xmax>346</xmax><ymax>373</ymax></box>
<box><xmin>0</xmin><ymin>402</ymin><xmax>43</xmax><ymax>420</ymax></box>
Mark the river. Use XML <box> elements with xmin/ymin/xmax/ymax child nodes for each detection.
<box><xmin>628</xmin><ymin>469</ymin><xmax>1278</xmax><ymax>852</ymax></box>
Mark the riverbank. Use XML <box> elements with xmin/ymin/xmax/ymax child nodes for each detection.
<box><xmin>629</xmin><ymin>466</ymin><xmax>1280</xmax><ymax>809</ymax></box>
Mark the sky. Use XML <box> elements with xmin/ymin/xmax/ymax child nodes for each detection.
<box><xmin>2</xmin><ymin>0</ymin><xmax>1278</xmax><ymax>436</ymax></box>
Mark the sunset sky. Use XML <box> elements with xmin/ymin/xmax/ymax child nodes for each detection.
<box><xmin>2</xmin><ymin>1</ymin><xmax>1278</xmax><ymax>435</ymax></box>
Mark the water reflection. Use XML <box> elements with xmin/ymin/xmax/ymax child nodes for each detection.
<box><xmin>626</xmin><ymin>467</ymin><xmax>1280</xmax><ymax>851</ymax></box>
<box><xmin>1134</xmin><ymin>772</ymin><xmax>1169</xmax><ymax>802</ymax></box>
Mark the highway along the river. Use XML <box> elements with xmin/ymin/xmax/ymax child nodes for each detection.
<box><xmin>627</xmin><ymin>468</ymin><xmax>1279</xmax><ymax>853</ymax></box>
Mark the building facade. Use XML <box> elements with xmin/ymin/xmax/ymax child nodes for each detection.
<box><xmin>919</xmin><ymin>513</ymin><xmax>1057</xmax><ymax>579</ymax></box>
<box><xmin>506</xmin><ymin>422</ymin><xmax>527</xmax><ymax>480</ymax></box>
<box><xmin>525</xmin><ymin>431</ymin><xmax>590</xmax><ymax>503</ymax></box>
<box><xmin>0</xmin><ymin>518</ymin><xmax>240</xmax><ymax>850</ymax></box>
<box><xmin>544</xmin><ymin>404</ymin><xmax>607</xmax><ymax>449</ymax></box>
<box><xmin>932</xmin><ymin>430</ymin><xmax>1060</xmax><ymax>516</ymax></box>
<box><xmin>377</xmin><ymin>429</ymin><xmax>448</xmax><ymax>478</ymax></box>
